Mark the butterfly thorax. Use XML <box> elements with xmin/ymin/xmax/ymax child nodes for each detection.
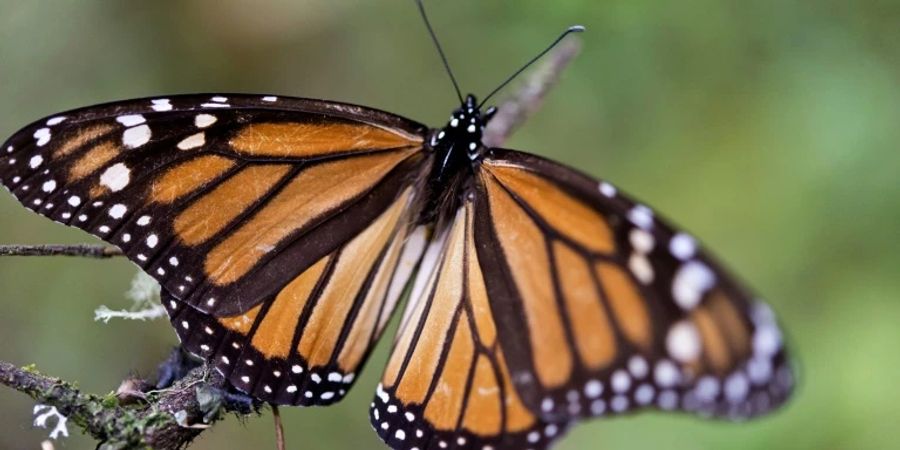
<box><xmin>423</xmin><ymin>94</ymin><xmax>496</xmax><ymax>224</ymax></box>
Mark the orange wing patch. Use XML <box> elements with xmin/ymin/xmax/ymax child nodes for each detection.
<box><xmin>486</xmin><ymin>163</ymin><xmax>615</xmax><ymax>254</ymax></box>
<box><xmin>688</xmin><ymin>290</ymin><xmax>753</xmax><ymax>375</ymax></box>
<box><xmin>553</xmin><ymin>241</ymin><xmax>617</xmax><ymax>369</ymax></box>
<box><xmin>219</xmin><ymin>303</ymin><xmax>263</xmax><ymax>334</ymax></box>
<box><xmin>204</xmin><ymin>149</ymin><xmax>415</xmax><ymax>286</ymax></box>
<box><xmin>297</xmin><ymin>188</ymin><xmax>411</xmax><ymax>369</ymax></box>
<box><xmin>230</xmin><ymin>121</ymin><xmax>422</xmax><ymax>158</ymax></box>
<box><xmin>175</xmin><ymin>164</ymin><xmax>291</xmax><ymax>246</ymax></box>
<box><xmin>250</xmin><ymin>256</ymin><xmax>331</xmax><ymax>359</ymax></box>
<box><xmin>68</xmin><ymin>141</ymin><xmax>119</xmax><ymax>182</ymax></box>
<box><xmin>483</xmin><ymin>172</ymin><xmax>573</xmax><ymax>388</ymax></box>
<box><xmin>596</xmin><ymin>261</ymin><xmax>653</xmax><ymax>350</ymax></box>
<box><xmin>54</xmin><ymin>124</ymin><xmax>116</xmax><ymax>158</ymax></box>
<box><xmin>150</xmin><ymin>155</ymin><xmax>237</xmax><ymax>204</ymax></box>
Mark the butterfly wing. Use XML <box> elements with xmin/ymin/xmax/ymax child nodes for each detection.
<box><xmin>370</xmin><ymin>148</ymin><xmax>793</xmax><ymax>450</ymax></box>
<box><xmin>373</xmin><ymin>204</ymin><xmax>567</xmax><ymax>450</ymax></box>
<box><xmin>0</xmin><ymin>94</ymin><xmax>431</xmax><ymax>404</ymax></box>
<box><xmin>474</xmin><ymin>148</ymin><xmax>793</xmax><ymax>423</ymax></box>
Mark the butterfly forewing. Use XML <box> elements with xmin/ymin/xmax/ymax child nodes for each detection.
<box><xmin>472</xmin><ymin>149</ymin><xmax>792</xmax><ymax>423</ymax></box>
<box><xmin>0</xmin><ymin>94</ymin><xmax>434</xmax><ymax>405</ymax></box>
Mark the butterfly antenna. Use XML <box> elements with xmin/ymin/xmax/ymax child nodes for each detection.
<box><xmin>416</xmin><ymin>0</ymin><xmax>464</xmax><ymax>104</ymax></box>
<box><xmin>479</xmin><ymin>25</ymin><xmax>585</xmax><ymax>108</ymax></box>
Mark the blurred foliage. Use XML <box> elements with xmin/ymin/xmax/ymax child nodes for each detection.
<box><xmin>1</xmin><ymin>0</ymin><xmax>898</xmax><ymax>449</ymax></box>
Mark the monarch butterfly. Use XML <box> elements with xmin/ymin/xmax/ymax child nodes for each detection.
<box><xmin>0</xmin><ymin>2</ymin><xmax>792</xmax><ymax>449</ymax></box>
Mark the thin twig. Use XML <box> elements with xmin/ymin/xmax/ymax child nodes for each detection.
<box><xmin>0</xmin><ymin>358</ymin><xmax>242</xmax><ymax>449</ymax></box>
<box><xmin>483</xmin><ymin>35</ymin><xmax>583</xmax><ymax>148</ymax></box>
<box><xmin>272</xmin><ymin>404</ymin><xmax>286</xmax><ymax>450</ymax></box>
<box><xmin>0</xmin><ymin>244</ymin><xmax>122</xmax><ymax>258</ymax></box>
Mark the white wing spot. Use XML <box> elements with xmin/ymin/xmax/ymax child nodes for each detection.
<box><xmin>667</xmin><ymin>321</ymin><xmax>701</xmax><ymax>362</ymax></box>
<box><xmin>612</xmin><ymin>370</ymin><xmax>631</xmax><ymax>393</ymax></box>
<box><xmin>194</xmin><ymin>114</ymin><xmax>217</xmax><ymax>128</ymax></box>
<box><xmin>628</xmin><ymin>204</ymin><xmax>654</xmax><ymax>229</ymax></box>
<box><xmin>123</xmin><ymin>125</ymin><xmax>152</xmax><ymax>148</ymax></box>
<box><xmin>46</xmin><ymin>116</ymin><xmax>67</xmax><ymax>126</ymax></box>
<box><xmin>628</xmin><ymin>253</ymin><xmax>654</xmax><ymax>284</ymax></box>
<box><xmin>669</xmin><ymin>233</ymin><xmax>697</xmax><ymax>260</ymax></box>
<box><xmin>629</xmin><ymin>228</ymin><xmax>655</xmax><ymax>253</ymax></box>
<box><xmin>100</xmin><ymin>163</ymin><xmax>131</xmax><ymax>192</ymax></box>
<box><xmin>41</xmin><ymin>180</ymin><xmax>57</xmax><ymax>193</ymax></box>
<box><xmin>672</xmin><ymin>261</ymin><xmax>716</xmax><ymax>310</ymax></box>
<box><xmin>151</xmin><ymin>99</ymin><xmax>173</xmax><ymax>111</ymax></box>
<box><xmin>628</xmin><ymin>356</ymin><xmax>649</xmax><ymax>379</ymax></box>
<box><xmin>599</xmin><ymin>181</ymin><xmax>617</xmax><ymax>197</ymax></box>
<box><xmin>541</xmin><ymin>397</ymin><xmax>554</xmax><ymax>412</ymax></box>
<box><xmin>177</xmin><ymin>132</ymin><xmax>205</xmax><ymax>150</ymax></box>
<box><xmin>108</xmin><ymin>204</ymin><xmax>127</xmax><ymax>219</ymax></box>
<box><xmin>635</xmin><ymin>384</ymin><xmax>655</xmax><ymax>405</ymax></box>
<box><xmin>29</xmin><ymin>155</ymin><xmax>44</xmax><ymax>169</ymax></box>
<box><xmin>116</xmin><ymin>115</ymin><xmax>146</xmax><ymax>127</ymax></box>
<box><xmin>33</xmin><ymin>128</ymin><xmax>51</xmax><ymax>146</ymax></box>
<box><xmin>584</xmin><ymin>380</ymin><xmax>603</xmax><ymax>398</ymax></box>
<box><xmin>262</xmin><ymin>96</ymin><xmax>278</xmax><ymax>102</ymax></box>
<box><xmin>654</xmin><ymin>360</ymin><xmax>680</xmax><ymax>387</ymax></box>
<box><xmin>136</xmin><ymin>215</ymin><xmax>151</xmax><ymax>226</ymax></box>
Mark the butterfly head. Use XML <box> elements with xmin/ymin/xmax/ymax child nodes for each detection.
<box><xmin>432</xmin><ymin>94</ymin><xmax>498</xmax><ymax>161</ymax></box>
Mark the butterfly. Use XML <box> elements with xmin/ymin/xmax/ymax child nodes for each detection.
<box><xmin>0</xmin><ymin>4</ymin><xmax>792</xmax><ymax>450</ymax></box>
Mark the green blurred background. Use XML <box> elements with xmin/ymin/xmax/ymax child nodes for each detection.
<box><xmin>1</xmin><ymin>0</ymin><xmax>898</xmax><ymax>449</ymax></box>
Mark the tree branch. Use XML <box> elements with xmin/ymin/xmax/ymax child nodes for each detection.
<box><xmin>483</xmin><ymin>35</ymin><xmax>582</xmax><ymax>148</ymax></box>
<box><xmin>0</xmin><ymin>244</ymin><xmax>122</xmax><ymax>258</ymax></box>
<box><xmin>0</xmin><ymin>350</ymin><xmax>257</xmax><ymax>449</ymax></box>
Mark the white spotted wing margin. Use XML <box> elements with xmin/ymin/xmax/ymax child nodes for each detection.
<box><xmin>473</xmin><ymin>148</ymin><xmax>793</xmax><ymax>425</ymax></box>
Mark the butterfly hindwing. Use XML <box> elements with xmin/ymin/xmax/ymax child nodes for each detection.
<box><xmin>373</xmin><ymin>205</ymin><xmax>567</xmax><ymax>450</ymax></box>
<box><xmin>0</xmin><ymin>94</ymin><xmax>434</xmax><ymax>405</ymax></box>
<box><xmin>472</xmin><ymin>148</ymin><xmax>793</xmax><ymax>423</ymax></box>
<box><xmin>162</xmin><ymin>190</ymin><xmax>428</xmax><ymax>405</ymax></box>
